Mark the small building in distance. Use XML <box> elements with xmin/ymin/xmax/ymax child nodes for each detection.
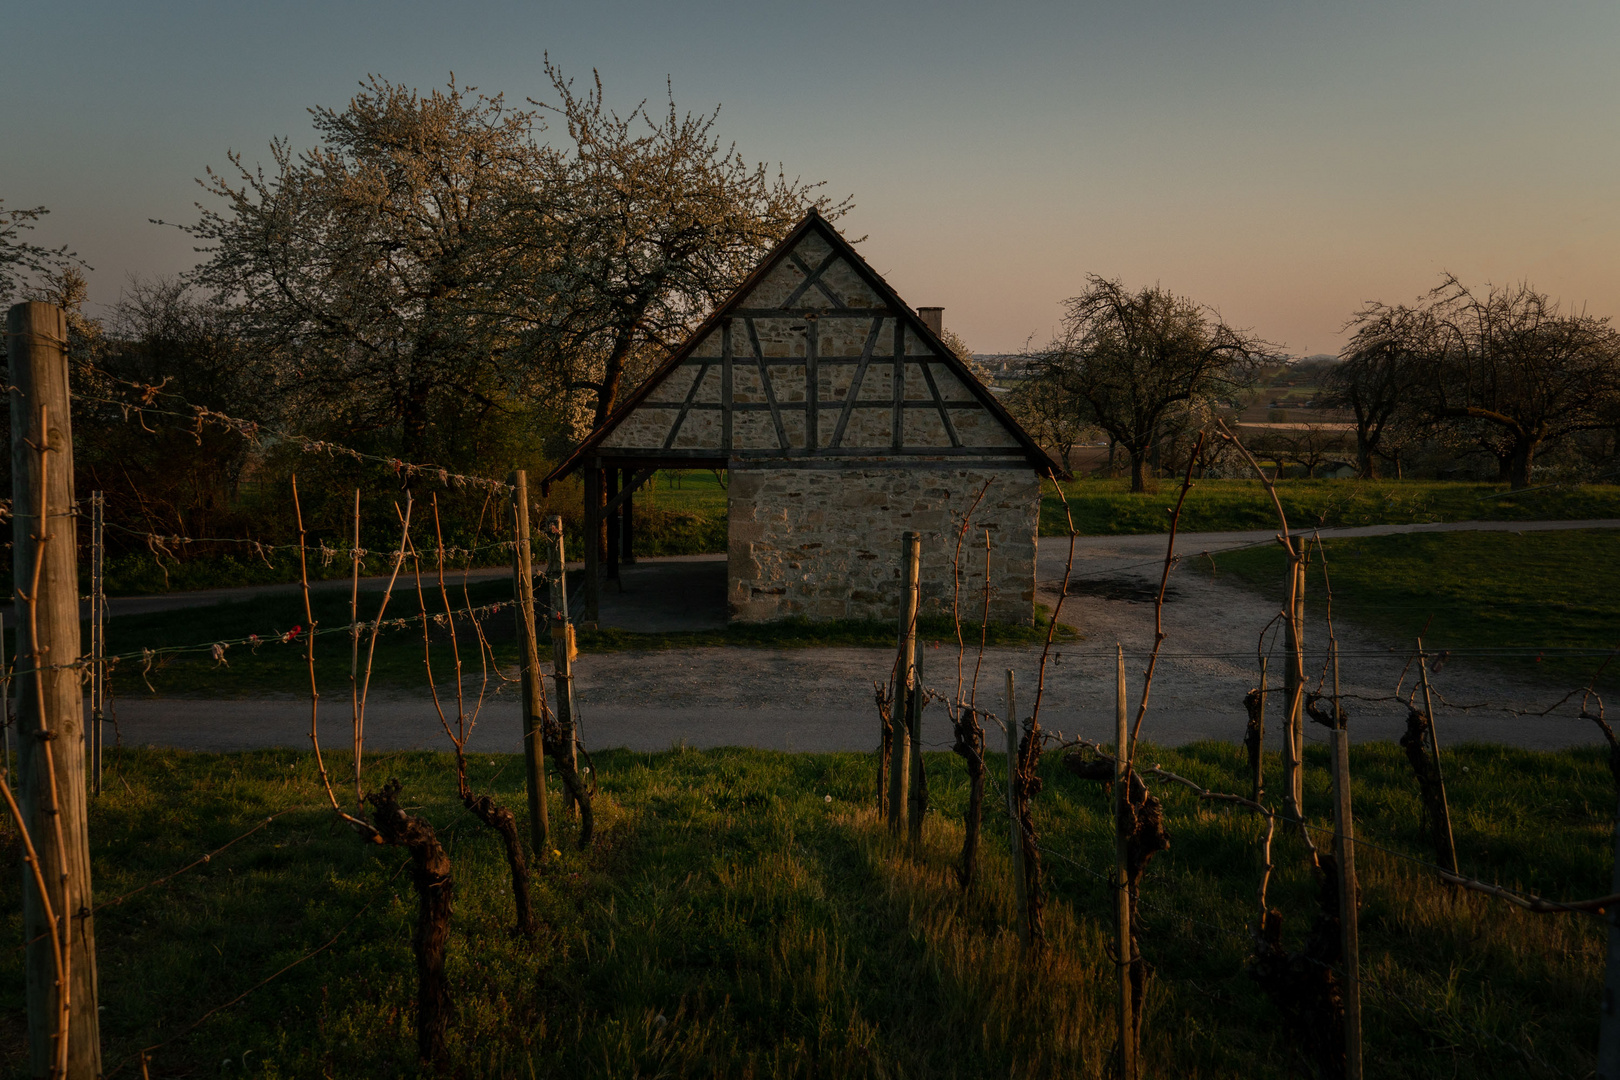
<box><xmin>544</xmin><ymin>210</ymin><xmax>1065</xmax><ymax>625</ymax></box>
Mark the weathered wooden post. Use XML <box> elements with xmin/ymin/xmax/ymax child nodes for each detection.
<box><xmin>1246</xmin><ymin>655</ymin><xmax>1267</xmax><ymax>803</ymax></box>
<box><xmin>1005</xmin><ymin>668</ymin><xmax>1029</xmax><ymax>946</ymax></box>
<box><xmin>1415</xmin><ymin>637</ymin><xmax>1458</xmax><ymax>874</ymax></box>
<box><xmin>889</xmin><ymin>532</ymin><xmax>918</xmax><ymax>835</ymax></box>
<box><xmin>904</xmin><ymin>532</ymin><xmax>926</xmax><ymax>847</ymax></box>
<box><xmin>1114</xmin><ymin>644</ymin><xmax>1136</xmax><ymax>1080</ymax></box>
<box><xmin>508</xmin><ymin>472</ymin><xmax>550</xmax><ymax>859</ymax></box>
<box><xmin>1</xmin><ymin>613</ymin><xmax>10</xmax><ymax>780</ymax></box>
<box><xmin>548</xmin><ymin>515</ymin><xmax>581</xmax><ymax>815</ymax></box>
<box><xmin>1598</xmin><ymin>798</ymin><xmax>1620</xmax><ymax>1079</ymax></box>
<box><xmin>88</xmin><ymin>490</ymin><xmax>104</xmax><ymax>797</ymax></box>
<box><xmin>1283</xmin><ymin>554</ymin><xmax>1306</xmax><ymax>830</ymax></box>
<box><xmin>1329</xmin><ymin>645</ymin><xmax>1362</xmax><ymax>1080</ymax></box>
<box><xmin>9</xmin><ymin>301</ymin><xmax>101</xmax><ymax>1077</ymax></box>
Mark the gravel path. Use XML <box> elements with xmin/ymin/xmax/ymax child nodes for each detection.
<box><xmin>98</xmin><ymin>518</ymin><xmax>1619</xmax><ymax>755</ymax></box>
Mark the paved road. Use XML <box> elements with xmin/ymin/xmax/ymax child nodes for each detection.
<box><xmin>90</xmin><ymin>518</ymin><xmax>1619</xmax><ymax>755</ymax></box>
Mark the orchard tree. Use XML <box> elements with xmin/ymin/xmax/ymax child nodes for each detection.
<box><xmin>1326</xmin><ymin>303</ymin><xmax>1431</xmax><ymax>478</ymax></box>
<box><xmin>187</xmin><ymin>77</ymin><xmax>560</xmax><ymax>463</ymax></box>
<box><xmin>1422</xmin><ymin>276</ymin><xmax>1620</xmax><ymax>488</ymax></box>
<box><xmin>1035</xmin><ymin>276</ymin><xmax>1272</xmax><ymax>491</ymax></box>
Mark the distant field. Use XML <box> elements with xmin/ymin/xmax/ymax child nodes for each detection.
<box><xmin>4</xmin><ymin>742</ymin><xmax>1606</xmax><ymax>1078</ymax></box>
<box><xmin>1208</xmin><ymin>528</ymin><xmax>1620</xmax><ymax>688</ymax></box>
<box><xmin>1041</xmin><ymin>478</ymin><xmax>1620</xmax><ymax>536</ymax></box>
<box><xmin>640</xmin><ymin>473</ymin><xmax>1620</xmax><ymax>541</ymax></box>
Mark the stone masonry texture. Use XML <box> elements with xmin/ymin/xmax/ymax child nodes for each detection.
<box><xmin>727</xmin><ymin>464</ymin><xmax>1039</xmax><ymax>624</ymax></box>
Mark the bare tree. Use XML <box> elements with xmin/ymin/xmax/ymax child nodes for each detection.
<box><xmin>1421</xmin><ymin>276</ymin><xmax>1620</xmax><ymax>488</ymax></box>
<box><xmin>1035</xmin><ymin>276</ymin><xmax>1272</xmax><ymax>491</ymax></box>
<box><xmin>1325</xmin><ymin>304</ymin><xmax>1430</xmax><ymax>478</ymax></box>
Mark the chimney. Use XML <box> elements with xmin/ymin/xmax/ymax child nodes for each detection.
<box><xmin>916</xmin><ymin>307</ymin><xmax>943</xmax><ymax>337</ymax></box>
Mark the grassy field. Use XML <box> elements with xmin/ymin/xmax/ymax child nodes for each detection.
<box><xmin>1208</xmin><ymin>529</ymin><xmax>1620</xmax><ymax>689</ymax></box>
<box><xmin>1</xmin><ymin>743</ymin><xmax>1608</xmax><ymax>1078</ymax></box>
<box><xmin>1040</xmin><ymin>478</ymin><xmax>1620</xmax><ymax>536</ymax></box>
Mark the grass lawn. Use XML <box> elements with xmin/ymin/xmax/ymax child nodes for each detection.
<box><xmin>1</xmin><ymin>743</ymin><xmax>1608</xmax><ymax>1078</ymax></box>
<box><xmin>1207</xmin><ymin>529</ymin><xmax>1620</xmax><ymax>689</ymax></box>
<box><xmin>1041</xmin><ymin>477</ymin><xmax>1620</xmax><ymax>536</ymax></box>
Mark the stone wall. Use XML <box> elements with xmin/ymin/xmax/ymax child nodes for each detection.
<box><xmin>726</xmin><ymin>463</ymin><xmax>1040</xmax><ymax>624</ymax></box>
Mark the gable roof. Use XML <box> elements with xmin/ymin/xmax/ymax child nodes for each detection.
<box><xmin>541</xmin><ymin>209</ymin><xmax>1067</xmax><ymax>488</ymax></box>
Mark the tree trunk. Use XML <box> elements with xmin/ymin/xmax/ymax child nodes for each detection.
<box><xmin>1510</xmin><ymin>439</ymin><xmax>1536</xmax><ymax>489</ymax></box>
<box><xmin>1355</xmin><ymin>441</ymin><xmax>1379</xmax><ymax>480</ymax></box>
<box><xmin>1128</xmin><ymin>448</ymin><xmax>1149</xmax><ymax>493</ymax></box>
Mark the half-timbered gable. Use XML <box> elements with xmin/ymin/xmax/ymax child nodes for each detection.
<box><xmin>594</xmin><ymin>218</ymin><xmax>1032</xmax><ymax>463</ymax></box>
<box><xmin>546</xmin><ymin>210</ymin><xmax>1062</xmax><ymax>625</ymax></box>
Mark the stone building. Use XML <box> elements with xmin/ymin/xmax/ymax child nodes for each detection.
<box><xmin>543</xmin><ymin>209</ymin><xmax>1064</xmax><ymax>625</ymax></box>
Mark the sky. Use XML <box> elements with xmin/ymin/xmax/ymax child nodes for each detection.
<box><xmin>3</xmin><ymin>0</ymin><xmax>1617</xmax><ymax>356</ymax></box>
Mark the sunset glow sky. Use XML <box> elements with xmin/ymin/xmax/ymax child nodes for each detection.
<box><xmin>4</xmin><ymin>0</ymin><xmax>1616</xmax><ymax>355</ymax></box>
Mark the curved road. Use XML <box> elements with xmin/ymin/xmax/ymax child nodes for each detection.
<box><xmin>89</xmin><ymin>518</ymin><xmax>1620</xmax><ymax>755</ymax></box>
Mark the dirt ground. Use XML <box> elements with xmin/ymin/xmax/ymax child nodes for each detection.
<box><xmin>96</xmin><ymin>519</ymin><xmax>1619</xmax><ymax>756</ymax></box>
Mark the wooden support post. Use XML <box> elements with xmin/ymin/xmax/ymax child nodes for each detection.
<box><xmin>1005</xmin><ymin>668</ymin><xmax>1029</xmax><ymax>946</ymax></box>
<box><xmin>888</xmin><ymin>532</ymin><xmax>917</xmax><ymax>834</ymax></box>
<box><xmin>508</xmin><ymin>472</ymin><xmax>550</xmax><ymax>861</ymax></box>
<box><xmin>548</xmin><ymin>516</ymin><xmax>581</xmax><ymax>815</ymax></box>
<box><xmin>621</xmin><ymin>468</ymin><xmax>635</xmax><ymax>565</ymax></box>
<box><xmin>1248</xmin><ymin>655</ymin><xmax>1267</xmax><ymax>804</ymax></box>
<box><xmin>1114</xmin><ymin>644</ymin><xmax>1136</xmax><ymax>1080</ymax></box>
<box><xmin>1</xmin><ymin>611</ymin><xmax>9</xmax><ymax>782</ymax></box>
<box><xmin>10</xmin><ymin>301</ymin><xmax>102</xmax><ymax>1077</ymax></box>
<box><xmin>1283</xmin><ymin>554</ymin><xmax>1306</xmax><ymax>829</ymax></box>
<box><xmin>582</xmin><ymin>465</ymin><xmax>601</xmax><ymax>626</ymax></box>
<box><xmin>88</xmin><ymin>490</ymin><xmax>104</xmax><ymax>797</ymax></box>
<box><xmin>903</xmin><ymin>532</ymin><xmax>925</xmax><ymax>847</ymax></box>
<box><xmin>1415</xmin><ymin>638</ymin><xmax>1458</xmax><ymax>874</ymax></box>
<box><xmin>1331</xmin><ymin>723</ymin><xmax>1362</xmax><ymax>1079</ymax></box>
<box><xmin>605</xmin><ymin>466</ymin><xmax>620</xmax><ymax>585</ymax></box>
<box><xmin>1598</xmin><ymin>794</ymin><xmax>1620</xmax><ymax>1080</ymax></box>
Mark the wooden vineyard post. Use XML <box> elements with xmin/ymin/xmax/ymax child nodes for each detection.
<box><xmin>904</xmin><ymin>532</ymin><xmax>926</xmax><ymax>847</ymax></box>
<box><xmin>1</xmin><ymin>616</ymin><xmax>9</xmax><ymax>781</ymax></box>
<box><xmin>508</xmin><ymin>472</ymin><xmax>550</xmax><ymax>859</ymax></box>
<box><xmin>1599</xmin><ymin>793</ymin><xmax>1620</xmax><ymax>1079</ymax></box>
<box><xmin>1331</xmin><ymin>729</ymin><xmax>1362</xmax><ymax>1078</ymax></box>
<box><xmin>1114</xmin><ymin>645</ymin><xmax>1136</xmax><ymax>1080</ymax></box>
<box><xmin>88</xmin><ymin>490</ymin><xmax>105</xmax><ymax>797</ymax></box>
<box><xmin>1005</xmin><ymin>668</ymin><xmax>1029</xmax><ymax>946</ymax></box>
<box><xmin>1247</xmin><ymin>655</ymin><xmax>1267</xmax><ymax>803</ymax></box>
<box><xmin>1283</xmin><ymin>554</ymin><xmax>1306</xmax><ymax>829</ymax></box>
<box><xmin>9</xmin><ymin>301</ymin><xmax>102</xmax><ymax>1077</ymax></box>
<box><xmin>1415</xmin><ymin>638</ymin><xmax>1459</xmax><ymax>874</ymax></box>
<box><xmin>548</xmin><ymin>515</ymin><xmax>581</xmax><ymax>815</ymax></box>
<box><xmin>889</xmin><ymin>532</ymin><xmax>918</xmax><ymax>835</ymax></box>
